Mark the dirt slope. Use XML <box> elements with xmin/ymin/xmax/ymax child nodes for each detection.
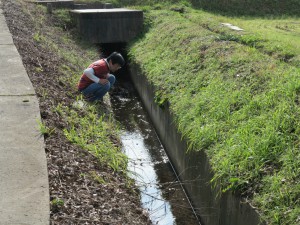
<box><xmin>2</xmin><ymin>0</ymin><xmax>150</xmax><ymax>224</ymax></box>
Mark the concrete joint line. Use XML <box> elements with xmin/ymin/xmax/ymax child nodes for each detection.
<box><xmin>0</xmin><ymin>94</ymin><xmax>36</xmax><ymax>97</ymax></box>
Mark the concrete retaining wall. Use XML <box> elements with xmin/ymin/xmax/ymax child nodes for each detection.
<box><xmin>129</xmin><ymin>63</ymin><xmax>263</xmax><ymax>225</ymax></box>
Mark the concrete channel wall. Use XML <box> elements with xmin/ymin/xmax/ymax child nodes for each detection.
<box><xmin>129</xmin><ymin>64</ymin><xmax>263</xmax><ymax>225</ymax></box>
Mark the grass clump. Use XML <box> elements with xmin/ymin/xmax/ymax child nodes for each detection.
<box><xmin>37</xmin><ymin>119</ymin><xmax>54</xmax><ymax>137</ymax></box>
<box><xmin>128</xmin><ymin>8</ymin><xmax>300</xmax><ymax>225</ymax></box>
<box><xmin>63</xmin><ymin>104</ymin><xmax>128</xmax><ymax>171</ymax></box>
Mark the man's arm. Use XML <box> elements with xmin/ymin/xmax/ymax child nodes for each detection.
<box><xmin>84</xmin><ymin>68</ymin><xmax>100</xmax><ymax>83</ymax></box>
<box><xmin>84</xmin><ymin>68</ymin><xmax>109</xmax><ymax>84</ymax></box>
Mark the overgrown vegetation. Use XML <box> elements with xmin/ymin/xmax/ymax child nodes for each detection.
<box><xmin>125</xmin><ymin>5</ymin><xmax>300</xmax><ymax>225</ymax></box>
<box><xmin>26</xmin><ymin>0</ymin><xmax>300</xmax><ymax>224</ymax></box>
<box><xmin>63</xmin><ymin>102</ymin><xmax>128</xmax><ymax>171</ymax></box>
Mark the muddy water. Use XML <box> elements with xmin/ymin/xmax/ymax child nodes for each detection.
<box><xmin>110</xmin><ymin>80</ymin><xmax>200</xmax><ymax>225</ymax></box>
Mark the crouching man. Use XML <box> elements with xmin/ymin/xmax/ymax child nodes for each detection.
<box><xmin>78</xmin><ymin>52</ymin><xmax>125</xmax><ymax>102</ymax></box>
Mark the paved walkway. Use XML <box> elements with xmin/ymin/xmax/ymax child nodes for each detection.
<box><xmin>0</xmin><ymin>1</ymin><xmax>49</xmax><ymax>225</ymax></box>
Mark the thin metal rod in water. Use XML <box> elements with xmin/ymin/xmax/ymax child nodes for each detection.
<box><xmin>153</xmin><ymin>130</ymin><xmax>202</xmax><ymax>225</ymax></box>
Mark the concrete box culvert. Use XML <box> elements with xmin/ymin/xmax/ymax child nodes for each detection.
<box><xmin>70</xmin><ymin>9</ymin><xmax>143</xmax><ymax>44</ymax></box>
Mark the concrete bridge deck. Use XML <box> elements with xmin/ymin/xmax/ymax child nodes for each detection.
<box><xmin>0</xmin><ymin>1</ymin><xmax>49</xmax><ymax>224</ymax></box>
<box><xmin>70</xmin><ymin>8</ymin><xmax>143</xmax><ymax>43</ymax></box>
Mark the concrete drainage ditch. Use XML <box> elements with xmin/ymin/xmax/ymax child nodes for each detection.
<box><xmin>69</xmin><ymin>2</ymin><xmax>264</xmax><ymax>219</ymax></box>
<box><xmin>110</xmin><ymin>81</ymin><xmax>201</xmax><ymax>225</ymax></box>
<box><xmin>96</xmin><ymin>41</ymin><xmax>263</xmax><ymax>224</ymax></box>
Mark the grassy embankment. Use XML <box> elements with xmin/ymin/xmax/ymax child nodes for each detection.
<box><xmin>123</xmin><ymin>3</ymin><xmax>300</xmax><ymax>225</ymax></box>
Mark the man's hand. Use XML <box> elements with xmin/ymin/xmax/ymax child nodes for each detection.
<box><xmin>99</xmin><ymin>79</ymin><xmax>109</xmax><ymax>85</ymax></box>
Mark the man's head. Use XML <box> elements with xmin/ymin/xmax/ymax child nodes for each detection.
<box><xmin>107</xmin><ymin>52</ymin><xmax>125</xmax><ymax>72</ymax></box>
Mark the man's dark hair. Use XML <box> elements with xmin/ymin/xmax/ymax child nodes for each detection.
<box><xmin>107</xmin><ymin>52</ymin><xmax>125</xmax><ymax>67</ymax></box>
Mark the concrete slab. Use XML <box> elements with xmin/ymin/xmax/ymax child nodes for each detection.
<box><xmin>0</xmin><ymin>31</ymin><xmax>13</xmax><ymax>44</ymax></box>
<box><xmin>0</xmin><ymin>3</ymin><xmax>49</xmax><ymax>224</ymax></box>
<box><xmin>0</xmin><ymin>96</ymin><xmax>49</xmax><ymax>225</ymax></box>
<box><xmin>70</xmin><ymin>8</ymin><xmax>143</xmax><ymax>43</ymax></box>
<box><xmin>0</xmin><ymin>44</ymin><xmax>35</xmax><ymax>95</ymax></box>
<box><xmin>0</xmin><ymin>11</ymin><xmax>14</xmax><ymax>44</ymax></box>
<box><xmin>73</xmin><ymin>2</ymin><xmax>113</xmax><ymax>9</ymax></box>
<box><xmin>32</xmin><ymin>0</ymin><xmax>74</xmax><ymax>9</ymax></box>
<box><xmin>72</xmin><ymin>8</ymin><xmax>143</xmax><ymax>14</ymax></box>
<box><xmin>221</xmin><ymin>22</ymin><xmax>244</xmax><ymax>31</ymax></box>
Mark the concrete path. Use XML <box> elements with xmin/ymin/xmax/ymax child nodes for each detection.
<box><xmin>0</xmin><ymin>1</ymin><xmax>49</xmax><ymax>225</ymax></box>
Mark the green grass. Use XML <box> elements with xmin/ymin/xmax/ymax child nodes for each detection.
<box><xmin>185</xmin><ymin>11</ymin><xmax>300</xmax><ymax>66</ymax></box>
<box><xmin>37</xmin><ymin>119</ymin><xmax>54</xmax><ymax>136</ymax></box>
<box><xmin>63</xmin><ymin>103</ymin><xmax>128</xmax><ymax>171</ymax></box>
<box><xmin>128</xmin><ymin>8</ymin><xmax>300</xmax><ymax>225</ymax></box>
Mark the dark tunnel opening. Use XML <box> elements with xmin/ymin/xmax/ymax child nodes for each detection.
<box><xmin>97</xmin><ymin>43</ymin><xmax>131</xmax><ymax>82</ymax></box>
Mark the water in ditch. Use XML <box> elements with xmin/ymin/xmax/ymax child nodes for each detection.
<box><xmin>110</xmin><ymin>79</ymin><xmax>200</xmax><ymax>225</ymax></box>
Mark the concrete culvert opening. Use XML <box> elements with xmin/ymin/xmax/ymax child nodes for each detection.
<box><xmin>99</xmin><ymin>43</ymin><xmax>202</xmax><ymax>225</ymax></box>
<box><xmin>97</xmin><ymin>43</ymin><xmax>131</xmax><ymax>81</ymax></box>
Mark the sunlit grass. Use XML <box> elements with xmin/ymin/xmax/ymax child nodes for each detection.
<box><xmin>129</xmin><ymin>9</ymin><xmax>300</xmax><ymax>225</ymax></box>
<box><xmin>227</xmin><ymin>17</ymin><xmax>300</xmax><ymax>64</ymax></box>
<box><xmin>64</xmin><ymin>105</ymin><xmax>128</xmax><ymax>171</ymax></box>
<box><xmin>185</xmin><ymin>10</ymin><xmax>300</xmax><ymax>66</ymax></box>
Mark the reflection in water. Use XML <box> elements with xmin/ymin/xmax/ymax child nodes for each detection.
<box><xmin>122</xmin><ymin>132</ymin><xmax>174</xmax><ymax>224</ymax></box>
<box><xmin>111</xmin><ymin>83</ymin><xmax>200</xmax><ymax>225</ymax></box>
